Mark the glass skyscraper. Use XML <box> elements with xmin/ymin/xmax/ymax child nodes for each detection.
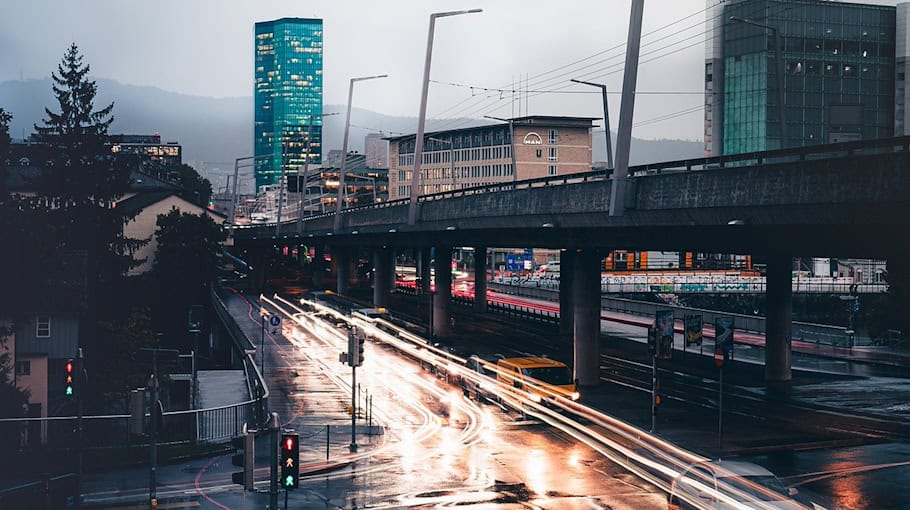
<box><xmin>705</xmin><ymin>0</ymin><xmax>896</xmax><ymax>156</ymax></box>
<box><xmin>254</xmin><ymin>18</ymin><xmax>323</xmax><ymax>192</ymax></box>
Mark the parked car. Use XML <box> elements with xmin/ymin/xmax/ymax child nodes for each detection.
<box><xmin>668</xmin><ymin>460</ymin><xmax>803</xmax><ymax>510</ymax></box>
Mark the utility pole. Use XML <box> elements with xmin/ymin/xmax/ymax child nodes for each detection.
<box><xmin>149</xmin><ymin>350</ymin><xmax>158</xmax><ymax>509</ymax></box>
<box><xmin>75</xmin><ymin>348</ymin><xmax>84</xmax><ymax>510</ymax></box>
<box><xmin>610</xmin><ymin>0</ymin><xmax>645</xmax><ymax>216</ymax></box>
<box><xmin>269</xmin><ymin>412</ymin><xmax>279</xmax><ymax>510</ymax></box>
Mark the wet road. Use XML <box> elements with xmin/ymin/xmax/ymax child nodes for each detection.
<box><xmin>188</xmin><ymin>293</ymin><xmax>670</xmax><ymax>509</ymax></box>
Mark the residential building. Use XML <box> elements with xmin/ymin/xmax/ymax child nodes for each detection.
<box><xmin>254</xmin><ymin>17</ymin><xmax>324</xmax><ymax>192</ymax></box>
<box><xmin>705</xmin><ymin>0</ymin><xmax>901</xmax><ymax>156</ymax></box>
<box><xmin>365</xmin><ymin>133</ymin><xmax>389</xmax><ymax>168</ymax></box>
<box><xmin>387</xmin><ymin>116</ymin><xmax>595</xmax><ymax>200</ymax></box>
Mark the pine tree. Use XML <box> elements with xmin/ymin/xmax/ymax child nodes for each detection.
<box><xmin>33</xmin><ymin>44</ymin><xmax>145</xmax><ymax>313</ymax></box>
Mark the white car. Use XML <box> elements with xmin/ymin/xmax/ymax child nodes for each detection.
<box><xmin>668</xmin><ymin>460</ymin><xmax>805</xmax><ymax>510</ymax></box>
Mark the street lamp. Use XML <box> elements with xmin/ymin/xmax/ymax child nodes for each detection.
<box><xmin>344</xmin><ymin>173</ymin><xmax>378</xmax><ymax>204</ymax></box>
<box><xmin>483</xmin><ymin>116</ymin><xmax>517</xmax><ymax>184</ymax></box>
<box><xmin>428</xmin><ymin>137</ymin><xmax>456</xmax><ymax>190</ymax></box>
<box><xmin>298</xmin><ymin>112</ymin><xmax>339</xmax><ymax>234</ymax></box>
<box><xmin>730</xmin><ymin>16</ymin><xmax>786</xmax><ymax>149</ymax></box>
<box><xmin>570</xmin><ymin>79</ymin><xmax>614</xmax><ymax>170</ymax></box>
<box><xmin>230</xmin><ymin>155</ymin><xmax>273</xmax><ymax>230</ymax></box>
<box><xmin>334</xmin><ymin>74</ymin><xmax>388</xmax><ymax>232</ymax></box>
<box><xmin>408</xmin><ymin>8</ymin><xmax>483</xmax><ymax>225</ymax></box>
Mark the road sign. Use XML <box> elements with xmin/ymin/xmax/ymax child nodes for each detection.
<box><xmin>269</xmin><ymin>315</ymin><xmax>282</xmax><ymax>327</ymax></box>
<box><xmin>714</xmin><ymin>347</ymin><xmax>724</xmax><ymax>368</ymax></box>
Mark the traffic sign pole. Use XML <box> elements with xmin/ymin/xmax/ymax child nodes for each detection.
<box><xmin>717</xmin><ymin>364</ymin><xmax>724</xmax><ymax>449</ymax></box>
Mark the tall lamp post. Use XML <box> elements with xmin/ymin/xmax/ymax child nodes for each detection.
<box><xmin>730</xmin><ymin>16</ymin><xmax>786</xmax><ymax>149</ymax></box>
<box><xmin>428</xmin><ymin>137</ymin><xmax>456</xmax><ymax>190</ymax></box>
<box><xmin>334</xmin><ymin>74</ymin><xmax>388</xmax><ymax>232</ymax></box>
<box><xmin>570</xmin><ymin>79</ymin><xmax>614</xmax><ymax>170</ymax></box>
<box><xmin>298</xmin><ymin>112</ymin><xmax>339</xmax><ymax>234</ymax></box>
<box><xmin>483</xmin><ymin>116</ymin><xmax>517</xmax><ymax>184</ymax></box>
<box><xmin>408</xmin><ymin>9</ymin><xmax>483</xmax><ymax>225</ymax></box>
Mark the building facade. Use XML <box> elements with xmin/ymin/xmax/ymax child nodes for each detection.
<box><xmin>254</xmin><ymin>18</ymin><xmax>324</xmax><ymax>192</ymax></box>
<box><xmin>364</xmin><ymin>133</ymin><xmax>389</xmax><ymax>168</ymax></box>
<box><xmin>705</xmin><ymin>0</ymin><xmax>900</xmax><ymax>156</ymax></box>
<box><xmin>387</xmin><ymin>116</ymin><xmax>594</xmax><ymax>200</ymax></box>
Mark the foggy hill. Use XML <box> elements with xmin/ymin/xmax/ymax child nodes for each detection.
<box><xmin>1</xmin><ymin>78</ymin><xmax>702</xmax><ymax>182</ymax></box>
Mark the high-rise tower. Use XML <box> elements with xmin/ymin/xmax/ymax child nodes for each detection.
<box><xmin>254</xmin><ymin>18</ymin><xmax>323</xmax><ymax>192</ymax></box>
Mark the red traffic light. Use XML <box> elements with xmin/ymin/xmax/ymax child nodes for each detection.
<box><xmin>284</xmin><ymin>436</ymin><xmax>295</xmax><ymax>451</ymax></box>
<box><xmin>65</xmin><ymin>360</ymin><xmax>73</xmax><ymax>373</ymax></box>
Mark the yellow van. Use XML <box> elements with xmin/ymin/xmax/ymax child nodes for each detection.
<box><xmin>496</xmin><ymin>357</ymin><xmax>580</xmax><ymax>402</ymax></box>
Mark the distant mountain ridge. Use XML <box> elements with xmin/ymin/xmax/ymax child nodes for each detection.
<box><xmin>0</xmin><ymin>78</ymin><xmax>702</xmax><ymax>183</ymax></box>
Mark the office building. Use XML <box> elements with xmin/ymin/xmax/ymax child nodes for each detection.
<box><xmin>387</xmin><ymin>116</ymin><xmax>594</xmax><ymax>200</ymax></box>
<box><xmin>365</xmin><ymin>132</ymin><xmax>389</xmax><ymax>168</ymax></box>
<box><xmin>254</xmin><ymin>17</ymin><xmax>324</xmax><ymax>192</ymax></box>
<box><xmin>705</xmin><ymin>0</ymin><xmax>901</xmax><ymax>156</ymax></box>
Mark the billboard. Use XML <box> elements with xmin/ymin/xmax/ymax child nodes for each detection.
<box><xmin>684</xmin><ymin>314</ymin><xmax>703</xmax><ymax>347</ymax></box>
<box><xmin>655</xmin><ymin>310</ymin><xmax>674</xmax><ymax>360</ymax></box>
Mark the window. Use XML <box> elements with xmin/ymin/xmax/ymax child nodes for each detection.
<box><xmin>36</xmin><ymin>316</ymin><xmax>50</xmax><ymax>338</ymax></box>
<box><xmin>548</xmin><ymin>129</ymin><xmax>558</xmax><ymax>144</ymax></box>
<box><xmin>548</xmin><ymin>147</ymin><xmax>557</xmax><ymax>161</ymax></box>
<box><xmin>548</xmin><ymin>165</ymin><xmax>557</xmax><ymax>176</ymax></box>
<box><xmin>15</xmin><ymin>361</ymin><xmax>30</xmax><ymax>376</ymax></box>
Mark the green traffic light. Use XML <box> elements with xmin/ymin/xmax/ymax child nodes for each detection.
<box><xmin>66</xmin><ymin>386</ymin><xmax>73</xmax><ymax>396</ymax></box>
<box><xmin>284</xmin><ymin>475</ymin><xmax>294</xmax><ymax>487</ymax></box>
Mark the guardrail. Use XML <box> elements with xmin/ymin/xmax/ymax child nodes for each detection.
<box><xmin>487</xmin><ymin>282</ymin><xmax>866</xmax><ymax>347</ymax></box>
<box><xmin>493</xmin><ymin>276</ymin><xmax>887</xmax><ymax>294</ymax></box>
<box><xmin>231</xmin><ymin>135</ymin><xmax>910</xmax><ymax>232</ymax></box>
<box><xmin>210</xmin><ymin>287</ymin><xmax>269</xmax><ymax>426</ymax></box>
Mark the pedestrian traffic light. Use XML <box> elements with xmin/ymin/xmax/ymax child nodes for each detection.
<box><xmin>280</xmin><ymin>432</ymin><xmax>299</xmax><ymax>490</ymax></box>
<box><xmin>65</xmin><ymin>359</ymin><xmax>75</xmax><ymax>397</ymax></box>
<box><xmin>231</xmin><ymin>432</ymin><xmax>255</xmax><ymax>491</ymax></box>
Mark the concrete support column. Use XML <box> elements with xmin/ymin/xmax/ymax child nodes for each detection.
<box><xmin>473</xmin><ymin>246</ymin><xmax>488</xmax><ymax>313</ymax></box>
<box><xmin>372</xmin><ymin>247</ymin><xmax>394</xmax><ymax>309</ymax></box>
<box><xmin>334</xmin><ymin>248</ymin><xmax>351</xmax><ymax>296</ymax></box>
<box><xmin>573</xmin><ymin>249</ymin><xmax>601</xmax><ymax>386</ymax></box>
<box><xmin>419</xmin><ymin>248</ymin><xmax>432</xmax><ymax>295</ymax></box>
<box><xmin>312</xmin><ymin>245</ymin><xmax>326</xmax><ymax>290</ymax></box>
<box><xmin>432</xmin><ymin>246</ymin><xmax>453</xmax><ymax>337</ymax></box>
<box><xmin>765</xmin><ymin>254</ymin><xmax>793</xmax><ymax>386</ymax></box>
<box><xmin>559</xmin><ymin>249</ymin><xmax>576</xmax><ymax>337</ymax></box>
<box><xmin>388</xmin><ymin>249</ymin><xmax>398</xmax><ymax>292</ymax></box>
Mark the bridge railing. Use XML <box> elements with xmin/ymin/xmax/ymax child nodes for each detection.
<box><xmin>230</xmin><ymin>135</ymin><xmax>910</xmax><ymax>233</ymax></box>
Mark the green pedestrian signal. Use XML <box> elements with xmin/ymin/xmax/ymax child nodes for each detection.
<box><xmin>66</xmin><ymin>386</ymin><xmax>73</xmax><ymax>396</ymax></box>
<box><xmin>284</xmin><ymin>475</ymin><xmax>294</xmax><ymax>487</ymax></box>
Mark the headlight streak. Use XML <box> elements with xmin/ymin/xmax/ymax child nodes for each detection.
<box><xmin>271</xmin><ymin>295</ymin><xmax>797</xmax><ymax>509</ymax></box>
<box><xmin>268</xmin><ymin>295</ymin><xmax>495</xmax><ymax>489</ymax></box>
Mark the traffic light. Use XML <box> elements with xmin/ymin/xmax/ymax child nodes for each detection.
<box><xmin>356</xmin><ymin>335</ymin><xmax>365</xmax><ymax>367</ymax></box>
<box><xmin>65</xmin><ymin>359</ymin><xmax>75</xmax><ymax>397</ymax></box>
<box><xmin>231</xmin><ymin>432</ymin><xmax>255</xmax><ymax>491</ymax></box>
<box><xmin>280</xmin><ymin>432</ymin><xmax>299</xmax><ymax>490</ymax></box>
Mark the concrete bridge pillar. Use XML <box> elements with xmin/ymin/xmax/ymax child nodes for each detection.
<box><xmin>372</xmin><ymin>247</ymin><xmax>394</xmax><ymax>309</ymax></box>
<box><xmin>433</xmin><ymin>246</ymin><xmax>453</xmax><ymax>337</ymax></box>
<box><xmin>473</xmin><ymin>246</ymin><xmax>488</xmax><ymax>313</ymax></box>
<box><xmin>334</xmin><ymin>247</ymin><xmax>351</xmax><ymax>296</ymax></box>
<box><xmin>419</xmin><ymin>247</ymin><xmax>432</xmax><ymax>295</ymax></box>
<box><xmin>765</xmin><ymin>254</ymin><xmax>793</xmax><ymax>387</ymax></box>
<box><xmin>559</xmin><ymin>249</ymin><xmax>576</xmax><ymax>337</ymax></box>
<box><xmin>312</xmin><ymin>245</ymin><xmax>326</xmax><ymax>290</ymax></box>
<box><xmin>573</xmin><ymin>249</ymin><xmax>601</xmax><ymax>387</ymax></box>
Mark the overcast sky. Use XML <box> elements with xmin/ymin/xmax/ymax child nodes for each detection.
<box><xmin>0</xmin><ymin>0</ymin><xmax>899</xmax><ymax>141</ymax></box>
